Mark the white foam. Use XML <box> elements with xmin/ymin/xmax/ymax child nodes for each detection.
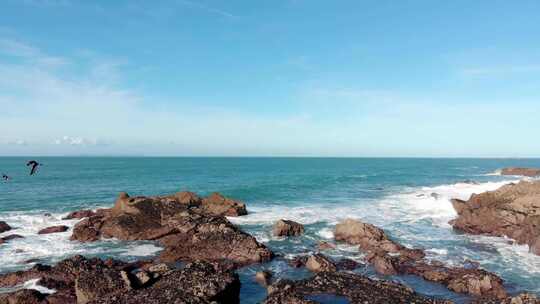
<box><xmin>316</xmin><ymin>227</ymin><xmax>334</xmax><ymax>239</ymax></box>
<box><xmin>22</xmin><ymin>279</ymin><xmax>56</xmax><ymax>294</ymax></box>
<box><xmin>119</xmin><ymin>243</ymin><xmax>163</xmax><ymax>257</ymax></box>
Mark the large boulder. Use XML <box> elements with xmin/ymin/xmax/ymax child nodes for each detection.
<box><xmin>71</xmin><ymin>191</ymin><xmax>272</xmax><ymax>268</ymax></box>
<box><xmin>501</xmin><ymin>167</ymin><xmax>540</xmax><ymax>177</ymax></box>
<box><xmin>63</xmin><ymin>210</ymin><xmax>97</xmax><ymax>220</ymax></box>
<box><xmin>272</xmin><ymin>219</ymin><xmax>304</xmax><ymax>237</ymax></box>
<box><xmin>450</xmin><ymin>180</ymin><xmax>540</xmax><ymax>255</ymax></box>
<box><xmin>0</xmin><ymin>221</ymin><xmax>11</xmax><ymax>233</ymax></box>
<box><xmin>264</xmin><ymin>271</ymin><xmax>452</xmax><ymax>304</ymax></box>
<box><xmin>305</xmin><ymin>254</ymin><xmax>337</xmax><ymax>273</ymax></box>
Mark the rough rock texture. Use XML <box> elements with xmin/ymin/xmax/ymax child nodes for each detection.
<box><xmin>305</xmin><ymin>254</ymin><xmax>337</xmax><ymax>273</ymax></box>
<box><xmin>71</xmin><ymin>191</ymin><xmax>272</xmax><ymax>267</ymax></box>
<box><xmin>450</xmin><ymin>181</ymin><xmax>540</xmax><ymax>255</ymax></box>
<box><xmin>0</xmin><ymin>256</ymin><xmax>240</xmax><ymax>304</ymax></box>
<box><xmin>334</xmin><ymin>218</ymin><xmax>508</xmax><ymax>300</ymax></box>
<box><xmin>317</xmin><ymin>241</ymin><xmax>335</xmax><ymax>251</ymax></box>
<box><xmin>38</xmin><ymin>226</ymin><xmax>69</xmax><ymax>235</ymax></box>
<box><xmin>201</xmin><ymin>192</ymin><xmax>247</xmax><ymax>216</ymax></box>
<box><xmin>273</xmin><ymin>219</ymin><xmax>304</xmax><ymax>237</ymax></box>
<box><xmin>0</xmin><ymin>221</ymin><xmax>12</xmax><ymax>233</ymax></box>
<box><xmin>501</xmin><ymin>167</ymin><xmax>540</xmax><ymax>177</ymax></box>
<box><xmin>263</xmin><ymin>271</ymin><xmax>451</xmax><ymax>304</ymax></box>
<box><xmin>62</xmin><ymin>210</ymin><xmax>97</xmax><ymax>220</ymax></box>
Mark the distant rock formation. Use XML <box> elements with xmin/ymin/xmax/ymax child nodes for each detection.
<box><xmin>501</xmin><ymin>167</ymin><xmax>540</xmax><ymax>177</ymax></box>
<box><xmin>450</xmin><ymin>180</ymin><xmax>540</xmax><ymax>255</ymax></box>
<box><xmin>0</xmin><ymin>221</ymin><xmax>11</xmax><ymax>233</ymax></box>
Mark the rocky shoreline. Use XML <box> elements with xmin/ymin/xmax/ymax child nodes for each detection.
<box><xmin>0</xmin><ymin>185</ymin><xmax>539</xmax><ymax>303</ymax></box>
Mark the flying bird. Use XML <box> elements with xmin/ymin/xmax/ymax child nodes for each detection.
<box><xmin>26</xmin><ymin>160</ymin><xmax>41</xmax><ymax>176</ymax></box>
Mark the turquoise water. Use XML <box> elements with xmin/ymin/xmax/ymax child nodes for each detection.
<box><xmin>1</xmin><ymin>157</ymin><xmax>540</xmax><ymax>302</ymax></box>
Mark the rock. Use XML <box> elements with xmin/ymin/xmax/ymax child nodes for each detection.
<box><xmin>0</xmin><ymin>221</ymin><xmax>11</xmax><ymax>233</ymax></box>
<box><xmin>336</xmin><ymin>258</ymin><xmax>361</xmax><ymax>270</ymax></box>
<box><xmin>201</xmin><ymin>192</ymin><xmax>247</xmax><ymax>216</ymax></box>
<box><xmin>147</xmin><ymin>263</ymin><xmax>170</xmax><ymax>274</ymax></box>
<box><xmin>0</xmin><ymin>234</ymin><xmax>24</xmax><ymax>244</ymax></box>
<box><xmin>0</xmin><ymin>289</ymin><xmax>46</xmax><ymax>304</ymax></box>
<box><xmin>38</xmin><ymin>225</ymin><xmax>69</xmax><ymax>234</ymax></box>
<box><xmin>0</xmin><ymin>256</ymin><xmax>241</xmax><ymax>304</ymax></box>
<box><xmin>255</xmin><ymin>270</ymin><xmax>273</xmax><ymax>287</ymax></box>
<box><xmin>450</xmin><ymin>180</ymin><xmax>540</xmax><ymax>256</ymax></box>
<box><xmin>501</xmin><ymin>167</ymin><xmax>540</xmax><ymax>177</ymax></box>
<box><xmin>431</xmin><ymin>192</ymin><xmax>441</xmax><ymax>199</ymax></box>
<box><xmin>263</xmin><ymin>271</ymin><xmax>451</xmax><ymax>304</ymax></box>
<box><xmin>169</xmin><ymin>191</ymin><xmax>202</xmax><ymax>207</ymax></box>
<box><xmin>317</xmin><ymin>241</ymin><xmax>336</xmax><ymax>251</ymax></box>
<box><xmin>367</xmin><ymin>252</ymin><xmax>398</xmax><ymax>275</ymax></box>
<box><xmin>63</xmin><ymin>210</ymin><xmax>96</xmax><ymax>220</ymax></box>
<box><xmin>71</xmin><ymin>191</ymin><xmax>272</xmax><ymax>268</ymax></box>
<box><xmin>272</xmin><ymin>219</ymin><xmax>304</xmax><ymax>237</ymax></box>
<box><xmin>305</xmin><ymin>254</ymin><xmax>337</xmax><ymax>273</ymax></box>
<box><xmin>288</xmin><ymin>256</ymin><xmax>308</xmax><ymax>268</ymax></box>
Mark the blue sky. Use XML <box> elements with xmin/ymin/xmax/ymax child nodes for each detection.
<box><xmin>0</xmin><ymin>0</ymin><xmax>539</xmax><ymax>157</ymax></box>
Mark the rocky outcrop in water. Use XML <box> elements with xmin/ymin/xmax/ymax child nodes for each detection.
<box><xmin>62</xmin><ymin>210</ymin><xmax>97</xmax><ymax>220</ymax></box>
<box><xmin>273</xmin><ymin>219</ymin><xmax>304</xmax><ymax>237</ymax></box>
<box><xmin>70</xmin><ymin>191</ymin><xmax>272</xmax><ymax>267</ymax></box>
<box><xmin>38</xmin><ymin>225</ymin><xmax>69</xmax><ymax>234</ymax></box>
<box><xmin>263</xmin><ymin>271</ymin><xmax>452</xmax><ymax>304</ymax></box>
<box><xmin>501</xmin><ymin>167</ymin><xmax>540</xmax><ymax>177</ymax></box>
<box><xmin>0</xmin><ymin>234</ymin><xmax>24</xmax><ymax>244</ymax></box>
<box><xmin>334</xmin><ymin>218</ymin><xmax>508</xmax><ymax>300</ymax></box>
<box><xmin>0</xmin><ymin>221</ymin><xmax>11</xmax><ymax>233</ymax></box>
<box><xmin>0</xmin><ymin>256</ymin><xmax>240</xmax><ymax>304</ymax></box>
<box><xmin>450</xmin><ymin>180</ymin><xmax>540</xmax><ymax>255</ymax></box>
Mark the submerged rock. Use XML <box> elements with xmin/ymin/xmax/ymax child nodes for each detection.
<box><xmin>71</xmin><ymin>191</ymin><xmax>272</xmax><ymax>268</ymax></box>
<box><xmin>264</xmin><ymin>271</ymin><xmax>452</xmax><ymax>304</ymax></box>
<box><xmin>273</xmin><ymin>219</ymin><xmax>304</xmax><ymax>237</ymax></box>
<box><xmin>0</xmin><ymin>234</ymin><xmax>24</xmax><ymax>244</ymax></box>
<box><xmin>38</xmin><ymin>225</ymin><xmax>69</xmax><ymax>234</ymax></box>
<box><xmin>501</xmin><ymin>167</ymin><xmax>540</xmax><ymax>177</ymax></box>
<box><xmin>255</xmin><ymin>270</ymin><xmax>273</xmax><ymax>287</ymax></box>
<box><xmin>0</xmin><ymin>221</ymin><xmax>12</xmax><ymax>233</ymax></box>
<box><xmin>450</xmin><ymin>180</ymin><xmax>540</xmax><ymax>255</ymax></box>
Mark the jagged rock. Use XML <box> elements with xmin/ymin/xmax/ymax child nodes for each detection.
<box><xmin>288</xmin><ymin>256</ymin><xmax>308</xmax><ymax>268</ymax></box>
<box><xmin>336</xmin><ymin>258</ymin><xmax>361</xmax><ymax>271</ymax></box>
<box><xmin>201</xmin><ymin>192</ymin><xmax>247</xmax><ymax>217</ymax></box>
<box><xmin>38</xmin><ymin>225</ymin><xmax>69</xmax><ymax>234</ymax></box>
<box><xmin>0</xmin><ymin>221</ymin><xmax>12</xmax><ymax>233</ymax></box>
<box><xmin>501</xmin><ymin>167</ymin><xmax>540</xmax><ymax>177</ymax></box>
<box><xmin>272</xmin><ymin>220</ymin><xmax>304</xmax><ymax>237</ymax></box>
<box><xmin>450</xmin><ymin>180</ymin><xmax>540</xmax><ymax>255</ymax></box>
<box><xmin>0</xmin><ymin>234</ymin><xmax>24</xmax><ymax>244</ymax></box>
<box><xmin>62</xmin><ymin>210</ymin><xmax>96</xmax><ymax>220</ymax></box>
<box><xmin>317</xmin><ymin>241</ymin><xmax>336</xmax><ymax>251</ymax></box>
<box><xmin>255</xmin><ymin>270</ymin><xmax>273</xmax><ymax>287</ymax></box>
<box><xmin>71</xmin><ymin>192</ymin><xmax>272</xmax><ymax>268</ymax></box>
<box><xmin>263</xmin><ymin>271</ymin><xmax>451</xmax><ymax>304</ymax></box>
<box><xmin>305</xmin><ymin>254</ymin><xmax>337</xmax><ymax>273</ymax></box>
<box><xmin>0</xmin><ymin>289</ymin><xmax>46</xmax><ymax>304</ymax></box>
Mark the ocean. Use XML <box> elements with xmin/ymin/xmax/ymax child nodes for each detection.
<box><xmin>0</xmin><ymin>157</ymin><xmax>539</xmax><ymax>303</ymax></box>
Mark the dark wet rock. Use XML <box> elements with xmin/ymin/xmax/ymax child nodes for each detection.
<box><xmin>263</xmin><ymin>271</ymin><xmax>451</xmax><ymax>304</ymax></box>
<box><xmin>0</xmin><ymin>256</ymin><xmax>240</xmax><ymax>304</ymax></box>
<box><xmin>431</xmin><ymin>192</ymin><xmax>441</xmax><ymax>199</ymax></box>
<box><xmin>288</xmin><ymin>256</ymin><xmax>309</xmax><ymax>268</ymax></box>
<box><xmin>450</xmin><ymin>180</ymin><xmax>540</xmax><ymax>256</ymax></box>
<box><xmin>0</xmin><ymin>221</ymin><xmax>11</xmax><ymax>233</ymax></box>
<box><xmin>336</xmin><ymin>258</ymin><xmax>361</xmax><ymax>271</ymax></box>
<box><xmin>91</xmin><ymin>261</ymin><xmax>241</xmax><ymax>304</ymax></box>
<box><xmin>501</xmin><ymin>167</ymin><xmax>540</xmax><ymax>177</ymax></box>
<box><xmin>0</xmin><ymin>234</ymin><xmax>24</xmax><ymax>244</ymax></box>
<box><xmin>0</xmin><ymin>289</ymin><xmax>47</xmax><ymax>304</ymax></box>
<box><xmin>273</xmin><ymin>219</ymin><xmax>304</xmax><ymax>237</ymax></box>
<box><xmin>62</xmin><ymin>210</ymin><xmax>96</xmax><ymax>220</ymax></box>
<box><xmin>71</xmin><ymin>192</ymin><xmax>272</xmax><ymax>268</ymax></box>
<box><xmin>38</xmin><ymin>226</ymin><xmax>69</xmax><ymax>235</ymax></box>
<box><xmin>317</xmin><ymin>241</ymin><xmax>336</xmax><ymax>251</ymax></box>
<box><xmin>305</xmin><ymin>254</ymin><xmax>337</xmax><ymax>273</ymax></box>
<box><xmin>255</xmin><ymin>270</ymin><xmax>273</xmax><ymax>287</ymax></box>
<box><xmin>200</xmin><ymin>192</ymin><xmax>247</xmax><ymax>217</ymax></box>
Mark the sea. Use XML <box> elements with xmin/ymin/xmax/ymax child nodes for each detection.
<box><xmin>0</xmin><ymin>157</ymin><xmax>539</xmax><ymax>303</ymax></box>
